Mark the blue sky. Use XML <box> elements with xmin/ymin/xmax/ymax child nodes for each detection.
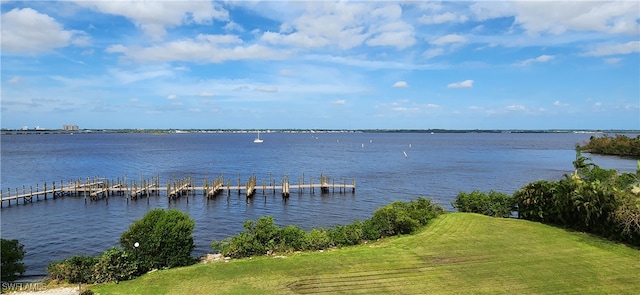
<box><xmin>1</xmin><ymin>1</ymin><xmax>639</xmax><ymax>130</ymax></box>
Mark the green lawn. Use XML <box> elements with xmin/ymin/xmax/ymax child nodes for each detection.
<box><xmin>90</xmin><ymin>213</ymin><xmax>640</xmax><ymax>294</ymax></box>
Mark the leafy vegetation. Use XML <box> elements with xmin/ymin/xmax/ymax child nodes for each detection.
<box><xmin>90</xmin><ymin>214</ymin><xmax>640</xmax><ymax>295</ymax></box>
<box><xmin>452</xmin><ymin>190</ymin><xmax>515</xmax><ymax>217</ymax></box>
<box><xmin>120</xmin><ymin>208</ymin><xmax>196</xmax><ymax>271</ymax></box>
<box><xmin>579</xmin><ymin>134</ymin><xmax>640</xmax><ymax>157</ymax></box>
<box><xmin>47</xmin><ymin>255</ymin><xmax>98</xmax><ymax>284</ymax></box>
<box><xmin>450</xmin><ymin>149</ymin><xmax>640</xmax><ymax>246</ymax></box>
<box><xmin>1</xmin><ymin>238</ymin><xmax>26</xmax><ymax>281</ymax></box>
<box><xmin>47</xmin><ymin>209</ymin><xmax>195</xmax><ymax>284</ymax></box>
<box><xmin>513</xmin><ymin>149</ymin><xmax>640</xmax><ymax>246</ymax></box>
<box><xmin>212</xmin><ymin>197</ymin><xmax>444</xmax><ymax>258</ymax></box>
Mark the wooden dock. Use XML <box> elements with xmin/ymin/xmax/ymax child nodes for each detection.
<box><xmin>0</xmin><ymin>173</ymin><xmax>355</xmax><ymax>207</ymax></box>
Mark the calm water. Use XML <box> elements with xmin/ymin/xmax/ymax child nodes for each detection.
<box><xmin>1</xmin><ymin>132</ymin><xmax>637</xmax><ymax>276</ymax></box>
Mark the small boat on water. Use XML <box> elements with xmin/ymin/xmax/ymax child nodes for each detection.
<box><xmin>253</xmin><ymin>131</ymin><xmax>264</xmax><ymax>143</ymax></box>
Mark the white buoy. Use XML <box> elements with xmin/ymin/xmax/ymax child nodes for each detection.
<box><xmin>409</xmin><ymin>143</ymin><xmax>412</xmax><ymax>148</ymax></box>
<box><xmin>362</xmin><ymin>143</ymin><xmax>364</xmax><ymax>148</ymax></box>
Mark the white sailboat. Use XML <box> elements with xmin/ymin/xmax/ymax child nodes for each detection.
<box><xmin>253</xmin><ymin>131</ymin><xmax>264</xmax><ymax>143</ymax></box>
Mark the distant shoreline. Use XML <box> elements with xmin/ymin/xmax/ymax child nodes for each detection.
<box><xmin>2</xmin><ymin>129</ymin><xmax>639</xmax><ymax>135</ymax></box>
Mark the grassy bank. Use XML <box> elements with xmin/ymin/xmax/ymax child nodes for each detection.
<box><xmin>90</xmin><ymin>213</ymin><xmax>640</xmax><ymax>294</ymax></box>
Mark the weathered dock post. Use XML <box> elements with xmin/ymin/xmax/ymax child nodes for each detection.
<box><xmin>237</xmin><ymin>173</ymin><xmax>241</xmax><ymax>196</ymax></box>
<box><xmin>270</xmin><ymin>173</ymin><xmax>275</xmax><ymax>194</ymax></box>
<box><xmin>352</xmin><ymin>178</ymin><xmax>356</xmax><ymax>193</ymax></box>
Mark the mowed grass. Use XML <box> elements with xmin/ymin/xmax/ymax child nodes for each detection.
<box><xmin>90</xmin><ymin>213</ymin><xmax>640</xmax><ymax>294</ymax></box>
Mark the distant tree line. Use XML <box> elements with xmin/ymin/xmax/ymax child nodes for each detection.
<box><xmin>578</xmin><ymin>134</ymin><xmax>640</xmax><ymax>158</ymax></box>
<box><xmin>453</xmin><ymin>149</ymin><xmax>640</xmax><ymax>246</ymax></box>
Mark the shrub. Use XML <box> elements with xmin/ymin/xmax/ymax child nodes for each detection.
<box><xmin>92</xmin><ymin>247</ymin><xmax>138</xmax><ymax>283</ymax></box>
<box><xmin>276</xmin><ymin>225</ymin><xmax>307</xmax><ymax>252</ymax></box>
<box><xmin>212</xmin><ymin>198</ymin><xmax>444</xmax><ymax>258</ymax></box>
<box><xmin>327</xmin><ymin>220</ymin><xmax>365</xmax><ymax>247</ymax></box>
<box><xmin>453</xmin><ymin>190</ymin><xmax>514</xmax><ymax>217</ymax></box>
<box><xmin>367</xmin><ymin>201</ymin><xmax>425</xmax><ymax>237</ymax></box>
<box><xmin>304</xmin><ymin>229</ymin><xmax>331</xmax><ymax>251</ymax></box>
<box><xmin>514</xmin><ymin>152</ymin><xmax>640</xmax><ymax>246</ymax></box>
<box><xmin>47</xmin><ymin>255</ymin><xmax>98</xmax><ymax>284</ymax></box>
<box><xmin>1</xmin><ymin>239</ymin><xmax>26</xmax><ymax>281</ymax></box>
<box><xmin>120</xmin><ymin>209</ymin><xmax>196</xmax><ymax>272</ymax></box>
<box><xmin>612</xmin><ymin>189</ymin><xmax>640</xmax><ymax>245</ymax></box>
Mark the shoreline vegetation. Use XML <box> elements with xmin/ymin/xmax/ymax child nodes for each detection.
<box><xmin>579</xmin><ymin>134</ymin><xmax>640</xmax><ymax>158</ymax></box>
<box><xmin>1</xmin><ymin>128</ymin><xmax>639</xmax><ymax>135</ymax></box>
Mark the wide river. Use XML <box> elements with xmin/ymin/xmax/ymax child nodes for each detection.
<box><xmin>1</xmin><ymin>131</ymin><xmax>637</xmax><ymax>276</ymax></box>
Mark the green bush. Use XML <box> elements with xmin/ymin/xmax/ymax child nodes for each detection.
<box><xmin>92</xmin><ymin>247</ymin><xmax>138</xmax><ymax>283</ymax></box>
<box><xmin>276</xmin><ymin>225</ymin><xmax>307</xmax><ymax>252</ymax></box>
<box><xmin>47</xmin><ymin>255</ymin><xmax>98</xmax><ymax>284</ymax></box>
<box><xmin>120</xmin><ymin>209</ymin><xmax>196</xmax><ymax>272</ymax></box>
<box><xmin>514</xmin><ymin>151</ymin><xmax>640</xmax><ymax>246</ymax></box>
<box><xmin>212</xmin><ymin>198</ymin><xmax>444</xmax><ymax>258</ymax></box>
<box><xmin>327</xmin><ymin>220</ymin><xmax>365</xmax><ymax>247</ymax></box>
<box><xmin>452</xmin><ymin>190</ymin><xmax>514</xmax><ymax>217</ymax></box>
<box><xmin>366</xmin><ymin>198</ymin><xmax>444</xmax><ymax>238</ymax></box>
<box><xmin>1</xmin><ymin>239</ymin><xmax>26</xmax><ymax>281</ymax></box>
<box><xmin>304</xmin><ymin>229</ymin><xmax>331</xmax><ymax>251</ymax></box>
<box><xmin>612</xmin><ymin>190</ymin><xmax>640</xmax><ymax>244</ymax></box>
<box><xmin>579</xmin><ymin>134</ymin><xmax>640</xmax><ymax>157</ymax></box>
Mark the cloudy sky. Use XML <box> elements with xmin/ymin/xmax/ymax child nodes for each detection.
<box><xmin>1</xmin><ymin>1</ymin><xmax>638</xmax><ymax>130</ymax></box>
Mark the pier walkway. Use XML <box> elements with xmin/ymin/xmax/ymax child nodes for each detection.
<box><xmin>1</xmin><ymin>173</ymin><xmax>355</xmax><ymax>207</ymax></box>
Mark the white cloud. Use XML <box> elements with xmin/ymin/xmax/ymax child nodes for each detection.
<box><xmin>514</xmin><ymin>54</ymin><xmax>555</xmax><ymax>66</ymax></box>
<box><xmin>259</xmin><ymin>1</ymin><xmax>370</xmax><ymax>50</ymax></box>
<box><xmin>259</xmin><ymin>2</ymin><xmax>416</xmax><ymax>50</ymax></box>
<box><xmin>167</xmin><ymin>94</ymin><xmax>178</xmax><ymax>100</ymax></box>
<box><xmin>604</xmin><ymin>57</ymin><xmax>622</xmax><ymax>65</ymax></box>
<box><xmin>278</xmin><ymin>69</ymin><xmax>296</xmax><ymax>76</ymax></box>
<box><xmin>255</xmin><ymin>86</ymin><xmax>278</xmax><ymax>93</ymax></box>
<box><xmin>198</xmin><ymin>92</ymin><xmax>215</xmax><ymax>97</ymax></box>
<box><xmin>471</xmin><ymin>1</ymin><xmax>640</xmax><ymax>36</ymax></box>
<box><xmin>1</xmin><ymin>8</ymin><xmax>75</xmax><ymax>54</ymax></box>
<box><xmin>7</xmin><ymin>76</ymin><xmax>21</xmax><ymax>84</ymax></box>
<box><xmin>392</xmin><ymin>81</ymin><xmax>409</xmax><ymax>88</ymax></box>
<box><xmin>105</xmin><ymin>44</ymin><xmax>127</xmax><ymax>53</ymax></box>
<box><xmin>553</xmin><ymin>100</ymin><xmax>569</xmax><ymax>107</ymax></box>
<box><xmin>431</xmin><ymin>34</ymin><xmax>467</xmax><ymax>46</ymax></box>
<box><xmin>108</xmin><ymin>38</ymin><xmax>288</xmax><ymax>63</ymax></box>
<box><xmin>366</xmin><ymin>29</ymin><xmax>415</xmax><ymax>49</ymax></box>
<box><xmin>423</xmin><ymin>48</ymin><xmax>444</xmax><ymax>59</ymax></box>
<box><xmin>331</xmin><ymin>99</ymin><xmax>347</xmax><ymax>105</ymax></box>
<box><xmin>507</xmin><ymin>105</ymin><xmax>525</xmax><ymax>111</ymax></box>
<box><xmin>447</xmin><ymin>80</ymin><xmax>474</xmax><ymax>88</ymax></box>
<box><xmin>223</xmin><ymin>21</ymin><xmax>245</xmax><ymax>32</ymax></box>
<box><xmin>582</xmin><ymin>41</ymin><xmax>640</xmax><ymax>57</ymax></box>
<box><xmin>74</xmin><ymin>1</ymin><xmax>229</xmax><ymax>40</ymax></box>
<box><xmin>196</xmin><ymin>34</ymin><xmax>243</xmax><ymax>45</ymax></box>
<box><xmin>109</xmin><ymin>66</ymin><xmax>174</xmax><ymax>84</ymax></box>
<box><xmin>418</xmin><ymin>12</ymin><xmax>468</xmax><ymax>24</ymax></box>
